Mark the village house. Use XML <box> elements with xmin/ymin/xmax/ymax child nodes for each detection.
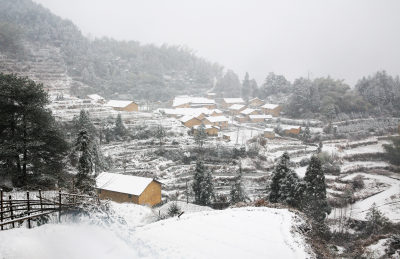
<box><xmin>248</xmin><ymin>97</ymin><xmax>265</xmax><ymax>108</ymax></box>
<box><xmin>261</xmin><ymin>103</ymin><xmax>282</xmax><ymax>117</ymax></box>
<box><xmin>240</xmin><ymin>108</ymin><xmax>259</xmax><ymax>117</ymax></box>
<box><xmin>201</xmin><ymin>117</ymin><xmax>212</xmax><ymax>125</ymax></box>
<box><xmin>264</xmin><ymin>128</ymin><xmax>275</xmax><ymax>139</ymax></box>
<box><xmin>235</xmin><ymin>115</ymin><xmax>248</xmax><ymax>123</ymax></box>
<box><xmin>193</xmin><ymin>125</ymin><xmax>220</xmax><ymax>136</ymax></box>
<box><xmin>210</xmin><ymin>109</ymin><xmax>223</xmax><ymax>116</ymax></box>
<box><xmin>221</xmin><ymin>98</ymin><xmax>245</xmax><ymax>108</ymax></box>
<box><xmin>172</xmin><ymin>96</ymin><xmax>216</xmax><ymax>109</ymax></box>
<box><xmin>105</xmin><ymin>100</ymin><xmax>138</xmax><ymax>112</ymax></box>
<box><xmin>96</xmin><ymin>172</ymin><xmax>162</xmax><ymax>206</ymax></box>
<box><xmin>248</xmin><ymin>114</ymin><xmax>273</xmax><ymax>123</ymax></box>
<box><xmin>207</xmin><ymin>116</ymin><xmax>229</xmax><ymax>129</ymax></box>
<box><xmin>180</xmin><ymin>116</ymin><xmax>203</xmax><ymax>128</ymax></box>
<box><xmin>87</xmin><ymin>94</ymin><xmax>106</xmax><ymax>104</ymax></box>
<box><xmin>228</xmin><ymin>104</ymin><xmax>246</xmax><ymax>115</ymax></box>
<box><xmin>281</xmin><ymin>125</ymin><xmax>302</xmax><ymax>135</ymax></box>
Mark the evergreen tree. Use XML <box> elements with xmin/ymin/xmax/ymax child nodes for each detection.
<box><xmin>268</xmin><ymin>152</ymin><xmax>290</xmax><ymax>202</ymax></box>
<box><xmin>301</xmin><ymin>125</ymin><xmax>311</xmax><ymax>143</ymax></box>
<box><xmin>194</xmin><ymin>124</ymin><xmax>207</xmax><ymax>148</ymax></box>
<box><xmin>302</xmin><ymin>156</ymin><xmax>331</xmax><ymax>222</ymax></box>
<box><xmin>279</xmin><ymin>168</ymin><xmax>301</xmax><ymax>207</ymax></box>
<box><xmin>0</xmin><ymin>73</ymin><xmax>68</xmax><ymax>186</ymax></box>
<box><xmin>192</xmin><ymin>160</ymin><xmax>214</xmax><ymax>205</ymax></box>
<box><xmin>215</xmin><ymin>70</ymin><xmax>241</xmax><ymax>97</ymax></box>
<box><xmin>230</xmin><ymin>164</ymin><xmax>246</xmax><ymax>204</ymax></box>
<box><xmin>114</xmin><ymin>114</ymin><xmax>127</xmax><ymax>139</ymax></box>
<box><xmin>75</xmin><ymin>130</ymin><xmax>95</xmax><ymax>192</ymax></box>
<box><xmin>155</xmin><ymin>124</ymin><xmax>166</xmax><ymax>146</ymax></box>
<box><xmin>365</xmin><ymin>203</ymin><xmax>389</xmax><ymax>234</ymax></box>
<box><xmin>71</xmin><ymin>110</ymin><xmax>105</xmax><ymax>172</ymax></box>
<box><xmin>241</xmin><ymin>72</ymin><xmax>251</xmax><ymax>101</ymax></box>
<box><xmin>383</xmin><ymin>137</ymin><xmax>400</xmax><ymax>166</ymax></box>
<box><xmin>192</xmin><ymin>161</ymin><xmax>205</xmax><ymax>204</ymax></box>
<box><xmin>260</xmin><ymin>72</ymin><xmax>291</xmax><ymax>98</ymax></box>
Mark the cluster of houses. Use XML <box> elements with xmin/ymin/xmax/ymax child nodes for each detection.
<box><xmin>161</xmin><ymin>95</ymin><xmax>291</xmax><ymax>139</ymax></box>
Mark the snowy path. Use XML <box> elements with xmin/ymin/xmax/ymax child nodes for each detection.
<box><xmin>343</xmin><ymin>173</ymin><xmax>400</xmax><ymax>222</ymax></box>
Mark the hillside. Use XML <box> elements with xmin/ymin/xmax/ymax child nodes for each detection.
<box><xmin>0</xmin><ymin>0</ymin><xmax>223</xmax><ymax>101</ymax></box>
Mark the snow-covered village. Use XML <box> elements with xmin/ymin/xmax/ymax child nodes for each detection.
<box><xmin>1</xmin><ymin>0</ymin><xmax>400</xmax><ymax>258</ymax></box>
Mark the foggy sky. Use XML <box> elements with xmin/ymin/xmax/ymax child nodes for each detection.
<box><xmin>33</xmin><ymin>0</ymin><xmax>400</xmax><ymax>86</ymax></box>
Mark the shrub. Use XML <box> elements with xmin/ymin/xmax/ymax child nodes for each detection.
<box><xmin>167</xmin><ymin>202</ymin><xmax>181</xmax><ymax>217</ymax></box>
<box><xmin>385</xmin><ymin>234</ymin><xmax>400</xmax><ymax>257</ymax></box>
<box><xmin>351</xmin><ymin>175</ymin><xmax>365</xmax><ymax>190</ymax></box>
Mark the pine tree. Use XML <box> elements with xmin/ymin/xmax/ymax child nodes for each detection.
<box><xmin>114</xmin><ymin>114</ymin><xmax>127</xmax><ymax>139</ymax></box>
<box><xmin>383</xmin><ymin>137</ymin><xmax>400</xmax><ymax>166</ymax></box>
<box><xmin>301</xmin><ymin>125</ymin><xmax>311</xmax><ymax>143</ymax></box>
<box><xmin>268</xmin><ymin>152</ymin><xmax>291</xmax><ymax>203</ymax></box>
<box><xmin>71</xmin><ymin>110</ymin><xmax>105</xmax><ymax>172</ymax></box>
<box><xmin>365</xmin><ymin>203</ymin><xmax>389</xmax><ymax>234</ymax></box>
<box><xmin>192</xmin><ymin>161</ymin><xmax>205</xmax><ymax>204</ymax></box>
<box><xmin>0</xmin><ymin>73</ymin><xmax>68</xmax><ymax>186</ymax></box>
<box><xmin>230</xmin><ymin>164</ymin><xmax>246</xmax><ymax>204</ymax></box>
<box><xmin>241</xmin><ymin>72</ymin><xmax>251</xmax><ymax>101</ymax></box>
<box><xmin>279</xmin><ymin>168</ymin><xmax>300</xmax><ymax>207</ymax></box>
<box><xmin>194</xmin><ymin>124</ymin><xmax>207</xmax><ymax>148</ymax></box>
<box><xmin>302</xmin><ymin>156</ymin><xmax>331</xmax><ymax>222</ymax></box>
<box><xmin>75</xmin><ymin>130</ymin><xmax>95</xmax><ymax>193</ymax></box>
<box><xmin>192</xmin><ymin>160</ymin><xmax>214</xmax><ymax>205</ymax></box>
<box><xmin>155</xmin><ymin>124</ymin><xmax>166</xmax><ymax>146</ymax></box>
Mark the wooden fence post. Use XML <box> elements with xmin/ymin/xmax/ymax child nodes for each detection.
<box><xmin>38</xmin><ymin>189</ymin><xmax>43</xmax><ymax>212</ymax></box>
<box><xmin>27</xmin><ymin>191</ymin><xmax>31</xmax><ymax>229</ymax></box>
<box><xmin>0</xmin><ymin>189</ymin><xmax>3</xmax><ymax>230</ymax></box>
<box><xmin>9</xmin><ymin>195</ymin><xmax>14</xmax><ymax>228</ymax></box>
<box><xmin>58</xmin><ymin>190</ymin><xmax>62</xmax><ymax>222</ymax></box>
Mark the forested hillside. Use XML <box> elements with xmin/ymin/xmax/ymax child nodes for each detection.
<box><xmin>0</xmin><ymin>0</ymin><xmax>223</xmax><ymax>101</ymax></box>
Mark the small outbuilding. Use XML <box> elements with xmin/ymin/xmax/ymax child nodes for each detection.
<box><xmin>264</xmin><ymin>128</ymin><xmax>275</xmax><ymax>139</ymax></box>
<box><xmin>96</xmin><ymin>172</ymin><xmax>162</xmax><ymax>206</ymax></box>
<box><xmin>105</xmin><ymin>100</ymin><xmax>138</xmax><ymax>112</ymax></box>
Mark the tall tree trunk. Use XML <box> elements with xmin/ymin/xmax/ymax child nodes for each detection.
<box><xmin>22</xmin><ymin>115</ymin><xmax>27</xmax><ymax>182</ymax></box>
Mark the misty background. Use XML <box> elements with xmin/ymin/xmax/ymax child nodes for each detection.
<box><xmin>32</xmin><ymin>0</ymin><xmax>400</xmax><ymax>86</ymax></box>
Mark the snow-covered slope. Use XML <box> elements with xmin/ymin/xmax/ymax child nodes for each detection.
<box><xmin>0</xmin><ymin>206</ymin><xmax>312</xmax><ymax>259</ymax></box>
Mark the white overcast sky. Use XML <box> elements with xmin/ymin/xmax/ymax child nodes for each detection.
<box><xmin>33</xmin><ymin>0</ymin><xmax>400</xmax><ymax>86</ymax></box>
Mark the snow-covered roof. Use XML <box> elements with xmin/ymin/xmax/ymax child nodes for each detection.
<box><xmin>211</xmin><ymin>109</ymin><xmax>223</xmax><ymax>114</ymax></box>
<box><xmin>87</xmin><ymin>94</ymin><xmax>105</xmax><ymax>101</ymax></box>
<box><xmin>228</xmin><ymin>104</ymin><xmax>246</xmax><ymax>110</ymax></box>
<box><xmin>193</xmin><ymin>125</ymin><xmax>219</xmax><ymax>130</ymax></box>
<box><xmin>96</xmin><ymin>172</ymin><xmax>157</xmax><ymax>196</ymax></box>
<box><xmin>207</xmin><ymin>116</ymin><xmax>229</xmax><ymax>123</ymax></box>
<box><xmin>264</xmin><ymin>128</ymin><xmax>275</xmax><ymax>133</ymax></box>
<box><xmin>281</xmin><ymin>125</ymin><xmax>301</xmax><ymax>130</ymax></box>
<box><xmin>240</xmin><ymin>108</ymin><xmax>256</xmax><ymax>115</ymax></box>
<box><xmin>179</xmin><ymin>115</ymin><xmax>198</xmax><ymax>123</ymax></box>
<box><xmin>172</xmin><ymin>96</ymin><xmax>215</xmax><ymax>107</ymax></box>
<box><xmin>105</xmin><ymin>100</ymin><xmax>135</xmax><ymax>108</ymax></box>
<box><xmin>162</xmin><ymin>108</ymin><xmax>210</xmax><ymax>117</ymax></box>
<box><xmin>249</xmin><ymin>114</ymin><xmax>273</xmax><ymax>119</ymax></box>
<box><xmin>249</xmin><ymin>97</ymin><xmax>263</xmax><ymax>102</ymax></box>
<box><xmin>223</xmin><ymin>98</ymin><xmax>245</xmax><ymax>104</ymax></box>
<box><xmin>261</xmin><ymin>103</ymin><xmax>280</xmax><ymax>109</ymax></box>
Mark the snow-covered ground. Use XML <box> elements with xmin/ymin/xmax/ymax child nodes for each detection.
<box><xmin>0</xmin><ymin>205</ymin><xmax>313</xmax><ymax>259</ymax></box>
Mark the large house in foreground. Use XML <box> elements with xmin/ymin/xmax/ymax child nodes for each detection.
<box><xmin>96</xmin><ymin>172</ymin><xmax>161</xmax><ymax>206</ymax></box>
